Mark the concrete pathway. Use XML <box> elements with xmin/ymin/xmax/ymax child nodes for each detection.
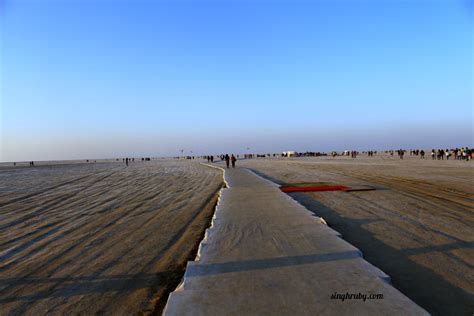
<box><xmin>164</xmin><ymin>166</ymin><xmax>427</xmax><ymax>315</ymax></box>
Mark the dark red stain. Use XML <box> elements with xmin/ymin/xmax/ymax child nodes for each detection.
<box><xmin>280</xmin><ymin>185</ymin><xmax>350</xmax><ymax>193</ymax></box>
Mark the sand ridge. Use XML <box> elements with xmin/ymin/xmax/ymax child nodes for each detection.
<box><xmin>0</xmin><ymin>160</ymin><xmax>223</xmax><ymax>315</ymax></box>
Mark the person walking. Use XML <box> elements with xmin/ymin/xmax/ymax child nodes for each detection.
<box><xmin>225</xmin><ymin>154</ymin><xmax>230</xmax><ymax>168</ymax></box>
<box><xmin>231</xmin><ymin>154</ymin><xmax>236</xmax><ymax>168</ymax></box>
<box><xmin>125</xmin><ymin>158</ymin><xmax>129</xmax><ymax>166</ymax></box>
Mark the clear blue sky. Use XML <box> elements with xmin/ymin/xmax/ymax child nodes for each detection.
<box><xmin>1</xmin><ymin>0</ymin><xmax>472</xmax><ymax>161</ymax></box>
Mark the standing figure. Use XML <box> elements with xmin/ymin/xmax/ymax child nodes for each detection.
<box><xmin>126</xmin><ymin>158</ymin><xmax>129</xmax><ymax>166</ymax></box>
<box><xmin>231</xmin><ymin>154</ymin><xmax>236</xmax><ymax>168</ymax></box>
<box><xmin>225</xmin><ymin>154</ymin><xmax>230</xmax><ymax>168</ymax></box>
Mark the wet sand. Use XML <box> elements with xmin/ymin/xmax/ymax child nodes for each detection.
<box><xmin>239</xmin><ymin>155</ymin><xmax>473</xmax><ymax>315</ymax></box>
<box><xmin>0</xmin><ymin>160</ymin><xmax>223</xmax><ymax>315</ymax></box>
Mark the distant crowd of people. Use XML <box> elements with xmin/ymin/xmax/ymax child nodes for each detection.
<box><xmin>285</xmin><ymin>151</ymin><xmax>327</xmax><ymax>157</ymax></box>
<box><xmin>316</xmin><ymin>148</ymin><xmax>473</xmax><ymax>161</ymax></box>
<box><xmin>180</xmin><ymin>148</ymin><xmax>474</xmax><ymax>162</ymax></box>
<box><xmin>120</xmin><ymin>157</ymin><xmax>151</xmax><ymax>166</ymax></box>
<box><xmin>386</xmin><ymin>150</ymin><xmax>406</xmax><ymax>159</ymax></box>
<box><xmin>428</xmin><ymin>148</ymin><xmax>472</xmax><ymax>160</ymax></box>
<box><xmin>204</xmin><ymin>154</ymin><xmax>237</xmax><ymax>168</ymax></box>
<box><xmin>123</xmin><ymin>157</ymin><xmax>133</xmax><ymax>166</ymax></box>
<box><xmin>387</xmin><ymin>148</ymin><xmax>473</xmax><ymax>160</ymax></box>
<box><xmin>378</xmin><ymin>148</ymin><xmax>472</xmax><ymax>160</ymax></box>
<box><xmin>10</xmin><ymin>147</ymin><xmax>472</xmax><ymax>168</ymax></box>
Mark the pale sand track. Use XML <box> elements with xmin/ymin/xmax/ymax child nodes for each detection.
<box><xmin>0</xmin><ymin>160</ymin><xmax>222</xmax><ymax>315</ymax></box>
<box><xmin>239</xmin><ymin>156</ymin><xmax>473</xmax><ymax>315</ymax></box>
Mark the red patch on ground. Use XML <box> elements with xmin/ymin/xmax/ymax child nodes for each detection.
<box><xmin>280</xmin><ymin>185</ymin><xmax>350</xmax><ymax>193</ymax></box>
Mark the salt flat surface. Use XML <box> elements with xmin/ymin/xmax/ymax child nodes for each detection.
<box><xmin>238</xmin><ymin>156</ymin><xmax>474</xmax><ymax>315</ymax></box>
<box><xmin>164</xmin><ymin>166</ymin><xmax>427</xmax><ymax>315</ymax></box>
<box><xmin>0</xmin><ymin>160</ymin><xmax>222</xmax><ymax>315</ymax></box>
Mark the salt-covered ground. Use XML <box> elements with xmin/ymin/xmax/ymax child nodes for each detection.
<box><xmin>0</xmin><ymin>160</ymin><xmax>222</xmax><ymax>315</ymax></box>
<box><xmin>238</xmin><ymin>155</ymin><xmax>473</xmax><ymax>315</ymax></box>
<box><xmin>164</xmin><ymin>166</ymin><xmax>427</xmax><ymax>316</ymax></box>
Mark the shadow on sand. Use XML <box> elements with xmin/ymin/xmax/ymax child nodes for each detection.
<box><xmin>290</xmin><ymin>192</ymin><xmax>474</xmax><ymax>316</ymax></box>
<box><xmin>249</xmin><ymin>167</ymin><xmax>473</xmax><ymax>315</ymax></box>
<box><xmin>186</xmin><ymin>250</ymin><xmax>362</xmax><ymax>277</ymax></box>
<box><xmin>0</xmin><ymin>272</ymin><xmax>163</xmax><ymax>304</ymax></box>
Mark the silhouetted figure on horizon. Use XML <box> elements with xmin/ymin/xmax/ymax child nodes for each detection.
<box><xmin>125</xmin><ymin>158</ymin><xmax>129</xmax><ymax>166</ymax></box>
<box><xmin>398</xmin><ymin>149</ymin><xmax>404</xmax><ymax>159</ymax></box>
<box><xmin>225</xmin><ymin>154</ymin><xmax>230</xmax><ymax>168</ymax></box>
<box><xmin>231</xmin><ymin>154</ymin><xmax>236</xmax><ymax>168</ymax></box>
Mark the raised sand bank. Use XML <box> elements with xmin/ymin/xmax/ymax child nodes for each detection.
<box><xmin>237</xmin><ymin>156</ymin><xmax>473</xmax><ymax>315</ymax></box>
<box><xmin>0</xmin><ymin>160</ymin><xmax>222</xmax><ymax>315</ymax></box>
<box><xmin>164</xmin><ymin>165</ymin><xmax>427</xmax><ymax>315</ymax></box>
